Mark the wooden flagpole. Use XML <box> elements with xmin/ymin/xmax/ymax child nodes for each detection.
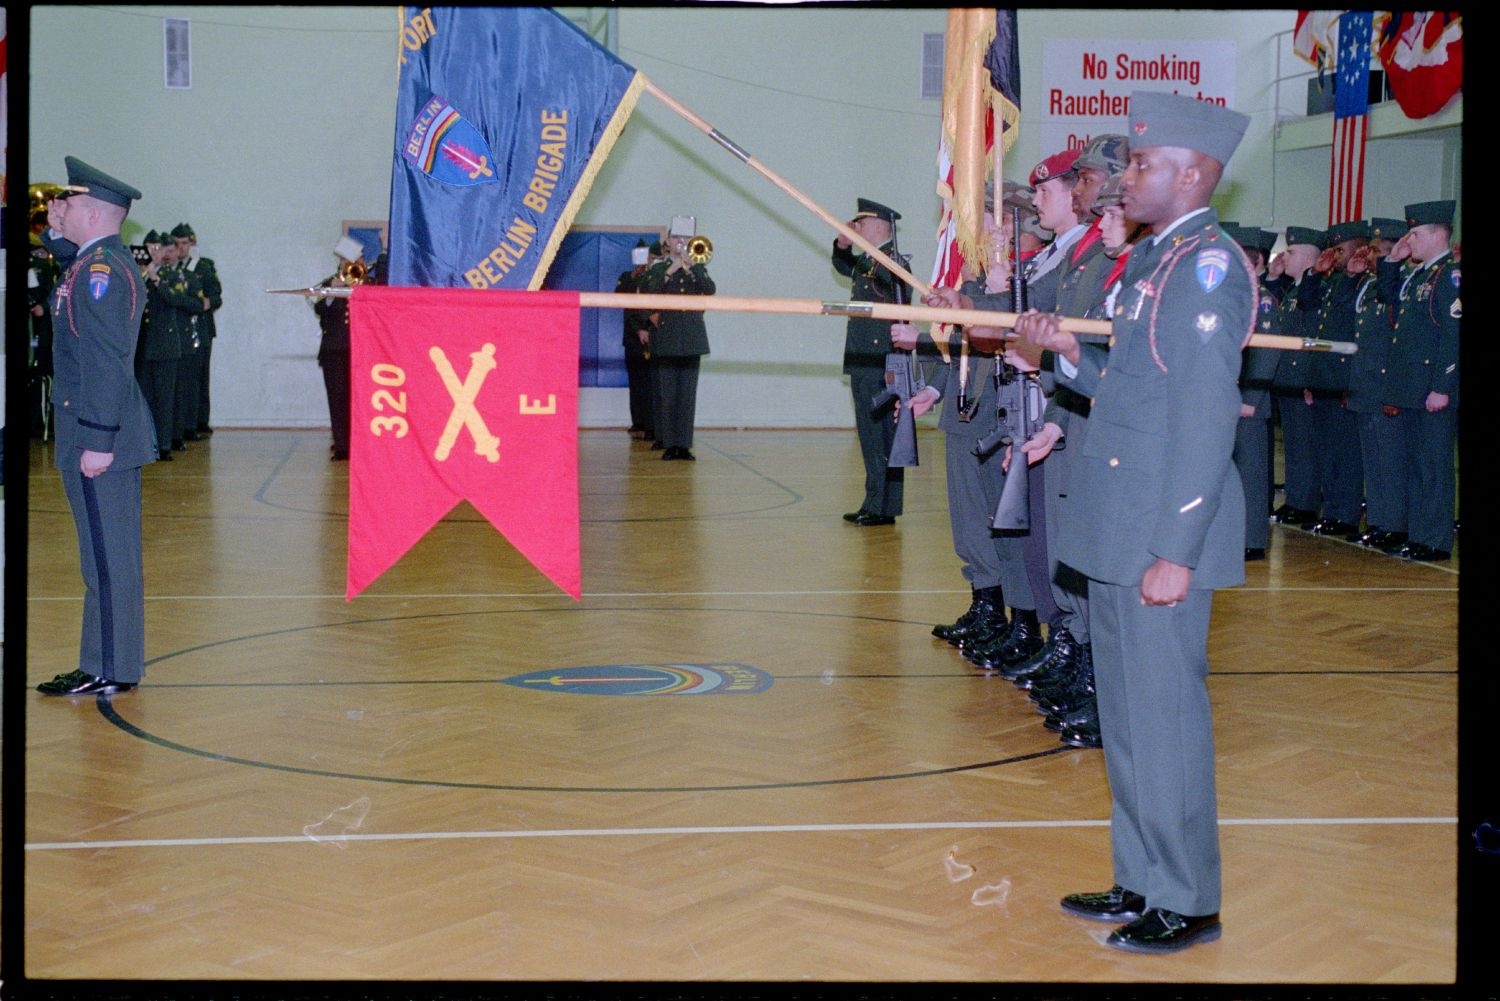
<box><xmin>265</xmin><ymin>286</ymin><xmax>1355</xmax><ymax>354</ymax></box>
<box><xmin>639</xmin><ymin>78</ymin><xmax>931</xmax><ymax>300</ymax></box>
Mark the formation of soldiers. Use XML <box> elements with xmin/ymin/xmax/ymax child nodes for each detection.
<box><xmin>27</xmin><ymin>219</ymin><xmax>223</xmax><ymax>461</ymax></box>
<box><xmin>859</xmin><ymin>137</ymin><xmax>1460</xmax><ymax>754</ymax></box>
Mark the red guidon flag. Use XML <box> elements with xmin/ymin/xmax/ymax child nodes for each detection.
<box><xmin>347</xmin><ymin>286</ymin><xmax>581</xmax><ymax>600</ymax></box>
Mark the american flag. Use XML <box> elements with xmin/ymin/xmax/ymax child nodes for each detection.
<box><xmin>1329</xmin><ymin>10</ymin><xmax>1372</xmax><ymax>225</ymax></box>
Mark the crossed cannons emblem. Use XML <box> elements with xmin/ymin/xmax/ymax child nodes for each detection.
<box><xmin>429</xmin><ymin>343</ymin><xmax>501</xmax><ymax>463</ymax></box>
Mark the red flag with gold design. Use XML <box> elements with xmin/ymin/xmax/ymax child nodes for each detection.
<box><xmin>347</xmin><ymin>286</ymin><xmax>581</xmax><ymax>600</ymax></box>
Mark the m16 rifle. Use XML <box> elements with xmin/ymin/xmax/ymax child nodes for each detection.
<box><xmin>972</xmin><ymin>205</ymin><xmax>1046</xmax><ymax>529</ymax></box>
<box><xmin>869</xmin><ymin>221</ymin><xmax>922</xmax><ymax>468</ymax></box>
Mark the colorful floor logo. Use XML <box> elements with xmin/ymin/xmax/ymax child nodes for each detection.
<box><xmin>504</xmin><ymin>663</ymin><xmax>772</xmax><ymax>696</ymax></box>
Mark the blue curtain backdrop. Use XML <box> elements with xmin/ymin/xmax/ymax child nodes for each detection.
<box><xmin>542</xmin><ymin>229</ymin><xmax>658</xmax><ymax>387</ymax></box>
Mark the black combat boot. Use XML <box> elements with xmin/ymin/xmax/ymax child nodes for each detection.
<box><xmin>1030</xmin><ymin>642</ymin><xmax>1095</xmax><ymax>716</ymax></box>
<box><xmin>934</xmin><ymin>586</ymin><xmax>1001</xmax><ymax>644</ymax></box>
<box><xmin>958</xmin><ymin>606</ymin><xmax>1015</xmax><ymax>658</ymax></box>
<box><xmin>972</xmin><ymin>608</ymin><xmax>1043</xmax><ymax>671</ymax></box>
<box><xmin>1001</xmin><ymin>622</ymin><xmax>1075</xmax><ymax>686</ymax></box>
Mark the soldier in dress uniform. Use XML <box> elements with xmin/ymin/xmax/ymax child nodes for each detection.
<box><xmin>139</xmin><ymin>230</ymin><xmax>182</xmax><ymax>461</ymax></box>
<box><xmin>616</xmin><ymin>238</ymin><xmax>656</xmax><ymax>442</ymax></box>
<box><xmin>1376</xmin><ymin>200</ymin><xmax>1459</xmax><ymax>561</ymax></box>
<box><xmin>312</xmin><ymin>235</ymin><xmax>367</xmax><ymax>461</ymax></box>
<box><xmin>640</xmin><ymin>216</ymin><xmax>714</xmax><ymax>462</ymax></box>
<box><xmin>1268</xmin><ymin>225</ymin><xmax>1326</xmax><ymax>527</ymax></box>
<box><xmin>35</xmin><ymin>157</ymin><xmax>156</xmax><ymax>697</ymax></box>
<box><xmin>834</xmin><ymin>198</ymin><xmax>908</xmax><ymax>524</ymax></box>
<box><xmin>1343</xmin><ymin>217</ymin><xmax>1408</xmax><ymax>548</ymax></box>
<box><xmin>1299</xmin><ymin>221</ymin><xmax>1369</xmax><ymax>538</ymax></box>
<box><xmin>1016</xmin><ymin>90</ymin><xmax>1254</xmax><ymax>953</ymax></box>
<box><xmin>1226</xmin><ymin>225</ymin><xmax>1281</xmax><ymax>559</ymax></box>
<box><xmin>897</xmin><ymin>184</ymin><xmax>1035</xmax><ymax>669</ymax></box>
<box><xmin>150</xmin><ymin>227</ymin><xmax>212</xmax><ymax>452</ymax></box>
<box><xmin>172</xmin><ymin>222</ymin><xmax>223</xmax><ymax>438</ymax></box>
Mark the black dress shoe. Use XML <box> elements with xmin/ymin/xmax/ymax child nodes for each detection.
<box><xmin>36</xmin><ymin>669</ymin><xmax>136</xmax><ymax>696</ymax></box>
<box><xmin>843</xmin><ymin>509</ymin><xmax>872</xmax><ymax>523</ymax></box>
<box><xmin>182</xmin><ymin>430</ymin><xmax>203</xmax><ymax>442</ymax></box>
<box><xmin>1106</xmin><ymin>907</ymin><xmax>1222</xmax><ymax>954</ymax></box>
<box><xmin>661</xmin><ymin>446</ymin><xmax>681</xmax><ymax>460</ymax></box>
<box><xmin>197</xmin><ymin>425</ymin><xmax>214</xmax><ymax>436</ymax></box>
<box><xmin>1244</xmin><ymin>547</ymin><xmax>1265</xmax><ymax>561</ymax></box>
<box><xmin>1060</xmin><ymin>885</ymin><xmax>1146</xmax><ymax>922</ymax></box>
<box><xmin>1272</xmin><ymin>504</ymin><xmax>1316</xmax><ymax>526</ymax></box>
<box><xmin>172</xmin><ymin>439</ymin><xmax>187</xmax><ymax>452</ymax></box>
<box><xmin>679</xmin><ymin>449</ymin><xmax>695</xmax><ymax>461</ymax></box>
<box><xmin>331</xmin><ymin>450</ymin><xmax>349</xmax><ymax>461</ymax></box>
<box><xmin>854</xmin><ymin>513</ymin><xmax>895</xmax><ymax>526</ymax></box>
<box><xmin>158</xmin><ymin>450</ymin><xmax>175</xmax><ymax>462</ymax></box>
<box><xmin>1310</xmin><ymin>518</ymin><xmax>1356</xmax><ymax>536</ymax></box>
<box><xmin>1374</xmin><ymin>531</ymin><xmax>1409</xmax><ymax>553</ymax></box>
<box><xmin>1059</xmin><ymin>721</ymin><xmax>1103</xmax><ymax>749</ymax></box>
<box><xmin>1396</xmin><ymin>542</ymin><xmax>1450</xmax><ymax>562</ymax></box>
<box><xmin>1347</xmin><ymin>525</ymin><xmax>1379</xmax><ymax>544</ymax></box>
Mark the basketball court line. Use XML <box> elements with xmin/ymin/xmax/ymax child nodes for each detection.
<box><xmin>26</xmin><ymin>815</ymin><xmax>1457</xmax><ymax>852</ymax></box>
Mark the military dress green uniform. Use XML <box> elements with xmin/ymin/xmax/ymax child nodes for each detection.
<box><xmin>1378</xmin><ymin>201</ymin><xmax>1460</xmax><ymax>557</ymax></box>
<box><xmin>640</xmin><ymin>255</ymin><xmax>713</xmax><ymax>455</ymax></box>
<box><xmin>173</xmin><ymin>224</ymin><xmax>223</xmax><ymax>435</ymax></box>
<box><xmin>615</xmin><ymin>255</ymin><xmax>655</xmax><ymax>438</ymax></box>
<box><xmin>139</xmin><ymin>234</ymin><xmax>181</xmax><ymax>458</ymax></box>
<box><xmin>152</xmin><ymin>258</ymin><xmax>211</xmax><ymax>445</ymax></box>
<box><xmin>1268</xmin><ymin>228</ymin><xmax>1325</xmax><ymax>524</ymax></box>
<box><xmin>1228</xmin><ymin>227</ymin><xmax>1281</xmax><ymax>553</ymax></box>
<box><xmin>833</xmin><ymin>212</ymin><xmax>906</xmax><ymax>519</ymax></box>
<box><xmin>1344</xmin><ymin>218</ymin><xmax>1409</xmax><ymax>544</ymax></box>
<box><xmin>41</xmin><ymin>158</ymin><xmax>155</xmax><ymax>690</ymax></box>
<box><xmin>1297</xmin><ymin>221</ymin><xmax>1369</xmax><ymax>533</ymax></box>
<box><xmin>1057</xmin><ymin>203</ymin><xmax>1254</xmax><ymax>920</ymax></box>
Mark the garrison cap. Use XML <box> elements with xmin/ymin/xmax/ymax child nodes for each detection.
<box><xmin>61</xmin><ymin>155</ymin><xmax>142</xmax><ymax>208</ymax></box>
<box><xmin>143</xmin><ymin>229</ymin><xmax>163</xmax><ymax>245</ymax></box>
<box><xmin>1368</xmin><ymin>217</ymin><xmax>1408</xmax><ymax>240</ymax></box>
<box><xmin>1127</xmin><ymin>90</ymin><xmax>1250</xmax><ymax>167</ymax></box>
<box><xmin>1250</xmin><ymin>228</ymin><xmax>1280</xmax><ymax>255</ymax></box>
<box><xmin>1285</xmin><ymin>226</ymin><xmax>1325</xmax><ymax>249</ymax></box>
<box><xmin>1324</xmin><ymin>220</ymin><xmax>1369</xmax><ymax>246</ymax></box>
<box><xmin>853</xmin><ymin>198</ymin><xmax>900</xmax><ymax>224</ymax></box>
<box><xmin>1404</xmin><ymin>200</ymin><xmax>1454</xmax><ymax>227</ymax></box>
<box><xmin>171</xmin><ymin>222</ymin><xmax>195</xmax><ymax>238</ymax></box>
<box><xmin>1074</xmin><ymin>133</ymin><xmax>1130</xmax><ymax>177</ymax></box>
<box><xmin>1029</xmin><ymin>147</ymin><xmax>1080</xmax><ymax>188</ymax></box>
<box><xmin>648</xmin><ymin>240</ymin><xmax>663</xmax><ymax>256</ymax></box>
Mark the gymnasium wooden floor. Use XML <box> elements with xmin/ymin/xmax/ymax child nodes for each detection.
<box><xmin>21</xmin><ymin>427</ymin><xmax>1458</xmax><ymax>986</ymax></box>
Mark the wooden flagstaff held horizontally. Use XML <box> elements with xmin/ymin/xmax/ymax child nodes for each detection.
<box><xmin>639</xmin><ymin>78</ymin><xmax>932</xmax><ymax>300</ymax></box>
<box><xmin>265</xmin><ymin>286</ymin><xmax>1357</xmax><ymax>354</ymax></box>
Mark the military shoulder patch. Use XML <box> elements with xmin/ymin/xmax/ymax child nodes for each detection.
<box><xmin>1195</xmin><ymin>248</ymin><xmax>1230</xmax><ymax>293</ymax></box>
<box><xmin>1451</xmin><ymin>268</ymin><xmax>1461</xmax><ymax>287</ymax></box>
<box><xmin>88</xmin><ymin>262</ymin><xmax>112</xmax><ymax>301</ymax></box>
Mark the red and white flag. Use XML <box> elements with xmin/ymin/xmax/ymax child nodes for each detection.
<box><xmin>347</xmin><ymin>287</ymin><xmax>581</xmax><ymax>600</ymax></box>
<box><xmin>1377</xmin><ymin>11</ymin><xmax>1463</xmax><ymax>119</ymax></box>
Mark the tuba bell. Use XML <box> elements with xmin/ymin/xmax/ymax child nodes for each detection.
<box><xmin>687</xmin><ymin>235</ymin><xmax>713</xmax><ymax>265</ymax></box>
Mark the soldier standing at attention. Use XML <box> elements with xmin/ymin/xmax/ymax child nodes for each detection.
<box><xmin>36</xmin><ymin>157</ymin><xmax>156</xmax><ymax>697</ymax></box>
<box><xmin>1016</xmin><ymin>91</ymin><xmax>1254</xmax><ymax>953</ymax></box>
<box><xmin>834</xmin><ymin>198</ymin><xmax>906</xmax><ymax>526</ymax></box>
<box><xmin>139</xmin><ymin>230</ymin><xmax>181</xmax><ymax>462</ymax></box>
<box><xmin>173</xmin><ymin>222</ymin><xmax>223</xmax><ymax>438</ymax></box>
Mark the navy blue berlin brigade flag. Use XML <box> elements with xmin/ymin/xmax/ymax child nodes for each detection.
<box><xmin>389</xmin><ymin>7</ymin><xmax>644</xmax><ymax>289</ymax></box>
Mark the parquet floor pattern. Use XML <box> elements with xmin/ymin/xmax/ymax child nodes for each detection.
<box><xmin>22</xmin><ymin>428</ymin><xmax>1457</xmax><ymax>984</ymax></box>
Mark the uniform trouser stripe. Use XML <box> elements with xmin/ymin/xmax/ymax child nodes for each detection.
<box><xmin>81</xmin><ymin>475</ymin><xmax>115</xmax><ymax>676</ymax></box>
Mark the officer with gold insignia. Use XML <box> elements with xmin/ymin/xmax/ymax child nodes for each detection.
<box><xmin>1016</xmin><ymin>91</ymin><xmax>1254</xmax><ymax>953</ymax></box>
<box><xmin>1377</xmin><ymin>200</ymin><xmax>1459</xmax><ymax>561</ymax></box>
<box><xmin>834</xmin><ymin>198</ymin><xmax>907</xmax><ymax>525</ymax></box>
<box><xmin>35</xmin><ymin>157</ymin><xmax>156</xmax><ymax>697</ymax></box>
